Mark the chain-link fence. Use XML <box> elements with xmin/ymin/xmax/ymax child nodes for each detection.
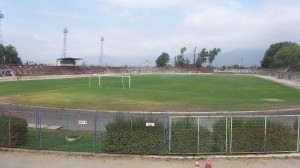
<box><xmin>1</xmin><ymin>108</ymin><xmax>299</xmax><ymax>155</ymax></box>
<box><xmin>169</xmin><ymin>115</ymin><xmax>300</xmax><ymax>155</ymax></box>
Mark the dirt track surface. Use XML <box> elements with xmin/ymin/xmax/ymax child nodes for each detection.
<box><xmin>256</xmin><ymin>75</ymin><xmax>300</xmax><ymax>90</ymax></box>
<box><xmin>1</xmin><ymin>150</ymin><xmax>300</xmax><ymax>168</ymax></box>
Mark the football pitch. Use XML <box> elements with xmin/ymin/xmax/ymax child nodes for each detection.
<box><xmin>0</xmin><ymin>74</ymin><xmax>300</xmax><ymax>112</ymax></box>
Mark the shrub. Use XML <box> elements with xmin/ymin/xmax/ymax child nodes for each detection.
<box><xmin>102</xmin><ymin>115</ymin><xmax>166</xmax><ymax>154</ymax></box>
<box><xmin>170</xmin><ymin>117</ymin><xmax>212</xmax><ymax>154</ymax></box>
<box><xmin>0</xmin><ymin>115</ymin><xmax>28</xmax><ymax>146</ymax></box>
<box><xmin>212</xmin><ymin>117</ymin><xmax>295</xmax><ymax>153</ymax></box>
<box><xmin>266</xmin><ymin>121</ymin><xmax>295</xmax><ymax>152</ymax></box>
<box><xmin>211</xmin><ymin>118</ymin><xmax>228</xmax><ymax>154</ymax></box>
<box><xmin>102</xmin><ymin>115</ymin><xmax>131</xmax><ymax>153</ymax></box>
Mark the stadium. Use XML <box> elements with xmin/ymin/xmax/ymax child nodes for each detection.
<box><xmin>1</xmin><ymin>64</ymin><xmax>300</xmax><ymax>156</ymax></box>
<box><xmin>1</xmin><ymin>2</ymin><xmax>300</xmax><ymax>167</ymax></box>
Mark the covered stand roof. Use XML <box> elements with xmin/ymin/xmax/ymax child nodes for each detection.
<box><xmin>57</xmin><ymin>57</ymin><xmax>82</xmax><ymax>66</ymax></box>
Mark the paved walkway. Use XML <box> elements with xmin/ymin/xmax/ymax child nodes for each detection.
<box><xmin>1</xmin><ymin>149</ymin><xmax>300</xmax><ymax>168</ymax></box>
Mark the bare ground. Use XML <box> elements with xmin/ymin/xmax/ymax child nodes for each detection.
<box><xmin>1</xmin><ymin>149</ymin><xmax>300</xmax><ymax>168</ymax></box>
<box><xmin>256</xmin><ymin>75</ymin><xmax>300</xmax><ymax>90</ymax></box>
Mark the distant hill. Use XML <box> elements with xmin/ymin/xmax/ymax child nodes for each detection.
<box><xmin>212</xmin><ymin>48</ymin><xmax>265</xmax><ymax>67</ymax></box>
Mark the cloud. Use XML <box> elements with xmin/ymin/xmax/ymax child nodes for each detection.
<box><xmin>177</xmin><ymin>0</ymin><xmax>300</xmax><ymax>51</ymax></box>
<box><xmin>3</xmin><ymin>0</ymin><xmax>300</xmax><ymax>66</ymax></box>
<box><xmin>104</xmin><ymin>0</ymin><xmax>183</xmax><ymax>8</ymax></box>
<box><xmin>40</xmin><ymin>10</ymin><xmax>83</xmax><ymax>20</ymax></box>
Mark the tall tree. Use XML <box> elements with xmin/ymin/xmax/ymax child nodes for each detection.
<box><xmin>208</xmin><ymin>48</ymin><xmax>221</xmax><ymax>66</ymax></box>
<box><xmin>1</xmin><ymin>44</ymin><xmax>22</xmax><ymax>64</ymax></box>
<box><xmin>185</xmin><ymin>58</ymin><xmax>190</xmax><ymax>68</ymax></box>
<box><xmin>180</xmin><ymin>47</ymin><xmax>186</xmax><ymax>56</ymax></box>
<box><xmin>155</xmin><ymin>52</ymin><xmax>170</xmax><ymax>67</ymax></box>
<box><xmin>195</xmin><ymin>48</ymin><xmax>221</xmax><ymax>67</ymax></box>
<box><xmin>261</xmin><ymin>42</ymin><xmax>297</xmax><ymax>68</ymax></box>
<box><xmin>193</xmin><ymin>47</ymin><xmax>197</xmax><ymax>66</ymax></box>
<box><xmin>273</xmin><ymin>43</ymin><xmax>300</xmax><ymax>69</ymax></box>
<box><xmin>174</xmin><ymin>55</ymin><xmax>185</xmax><ymax>67</ymax></box>
<box><xmin>195</xmin><ymin>48</ymin><xmax>208</xmax><ymax>67</ymax></box>
<box><xmin>175</xmin><ymin>47</ymin><xmax>187</xmax><ymax>68</ymax></box>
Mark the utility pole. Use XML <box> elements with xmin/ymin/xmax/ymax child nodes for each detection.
<box><xmin>0</xmin><ymin>11</ymin><xmax>4</xmax><ymax>63</ymax></box>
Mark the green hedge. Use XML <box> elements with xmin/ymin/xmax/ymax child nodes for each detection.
<box><xmin>212</xmin><ymin>117</ymin><xmax>295</xmax><ymax>153</ymax></box>
<box><xmin>103</xmin><ymin>116</ymin><xmax>296</xmax><ymax>155</ymax></box>
<box><xmin>102</xmin><ymin>115</ymin><xmax>166</xmax><ymax>154</ymax></box>
<box><xmin>170</xmin><ymin>117</ymin><xmax>212</xmax><ymax>154</ymax></box>
<box><xmin>0</xmin><ymin>115</ymin><xmax>28</xmax><ymax>146</ymax></box>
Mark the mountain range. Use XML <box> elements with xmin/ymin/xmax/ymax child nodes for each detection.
<box><xmin>81</xmin><ymin>48</ymin><xmax>266</xmax><ymax>67</ymax></box>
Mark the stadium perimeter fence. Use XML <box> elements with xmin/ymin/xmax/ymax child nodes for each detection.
<box><xmin>0</xmin><ymin>106</ymin><xmax>299</xmax><ymax>155</ymax></box>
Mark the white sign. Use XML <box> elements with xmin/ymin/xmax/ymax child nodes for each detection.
<box><xmin>146</xmin><ymin>122</ymin><xmax>155</xmax><ymax>127</ymax></box>
<box><xmin>78</xmin><ymin>120</ymin><xmax>87</xmax><ymax>125</ymax></box>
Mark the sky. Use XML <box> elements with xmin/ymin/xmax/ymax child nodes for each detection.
<box><xmin>1</xmin><ymin>0</ymin><xmax>300</xmax><ymax>66</ymax></box>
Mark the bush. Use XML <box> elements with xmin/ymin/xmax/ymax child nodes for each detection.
<box><xmin>102</xmin><ymin>115</ymin><xmax>131</xmax><ymax>153</ymax></box>
<box><xmin>170</xmin><ymin>117</ymin><xmax>212</xmax><ymax>154</ymax></box>
<box><xmin>0</xmin><ymin>115</ymin><xmax>28</xmax><ymax>146</ymax></box>
<box><xmin>211</xmin><ymin>118</ymin><xmax>228</xmax><ymax>154</ymax></box>
<box><xmin>102</xmin><ymin>115</ymin><xmax>166</xmax><ymax>155</ymax></box>
<box><xmin>212</xmin><ymin>117</ymin><xmax>295</xmax><ymax>153</ymax></box>
<box><xmin>266</xmin><ymin>121</ymin><xmax>295</xmax><ymax>152</ymax></box>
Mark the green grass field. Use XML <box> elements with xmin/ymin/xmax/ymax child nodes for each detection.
<box><xmin>0</xmin><ymin>74</ymin><xmax>300</xmax><ymax>111</ymax></box>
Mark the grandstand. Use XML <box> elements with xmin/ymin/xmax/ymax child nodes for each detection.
<box><xmin>0</xmin><ymin>64</ymin><xmax>215</xmax><ymax>77</ymax></box>
<box><xmin>0</xmin><ymin>64</ymin><xmax>12</xmax><ymax>76</ymax></box>
<box><xmin>0</xmin><ymin>63</ymin><xmax>299</xmax><ymax>84</ymax></box>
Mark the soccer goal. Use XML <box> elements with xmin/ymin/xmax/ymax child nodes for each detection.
<box><xmin>90</xmin><ymin>75</ymin><xmax>131</xmax><ymax>90</ymax></box>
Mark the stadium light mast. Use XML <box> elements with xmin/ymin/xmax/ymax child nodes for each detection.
<box><xmin>100</xmin><ymin>37</ymin><xmax>104</xmax><ymax>66</ymax></box>
<box><xmin>0</xmin><ymin>11</ymin><xmax>4</xmax><ymax>63</ymax></box>
<box><xmin>63</xmin><ymin>27</ymin><xmax>69</xmax><ymax>58</ymax></box>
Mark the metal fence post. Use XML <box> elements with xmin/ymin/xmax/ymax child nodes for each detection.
<box><xmin>230</xmin><ymin>116</ymin><xmax>233</xmax><ymax>154</ymax></box>
<box><xmin>225</xmin><ymin>116</ymin><xmax>228</xmax><ymax>154</ymax></box>
<box><xmin>264</xmin><ymin>116</ymin><xmax>267</xmax><ymax>153</ymax></box>
<box><xmin>66</xmin><ymin>109</ymin><xmax>69</xmax><ymax>151</ymax></box>
<box><xmin>35</xmin><ymin>112</ymin><xmax>38</xmax><ymax>149</ymax></box>
<box><xmin>94</xmin><ymin>111</ymin><xmax>97</xmax><ymax>153</ymax></box>
<box><xmin>8</xmin><ymin>111</ymin><xmax>11</xmax><ymax>146</ymax></box>
<box><xmin>163</xmin><ymin>115</ymin><xmax>168</xmax><ymax>155</ymax></box>
<box><xmin>197</xmin><ymin>117</ymin><xmax>200</xmax><ymax>154</ymax></box>
<box><xmin>37</xmin><ymin>112</ymin><xmax>42</xmax><ymax>149</ymax></box>
<box><xmin>297</xmin><ymin>116</ymin><xmax>300</xmax><ymax>152</ymax></box>
<box><xmin>168</xmin><ymin>117</ymin><xmax>172</xmax><ymax>154</ymax></box>
<box><xmin>130</xmin><ymin>115</ymin><xmax>133</xmax><ymax>154</ymax></box>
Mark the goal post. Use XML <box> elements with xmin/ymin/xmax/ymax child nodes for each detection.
<box><xmin>98</xmin><ymin>75</ymin><xmax>131</xmax><ymax>90</ymax></box>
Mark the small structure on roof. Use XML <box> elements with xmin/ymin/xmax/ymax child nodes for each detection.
<box><xmin>57</xmin><ymin>57</ymin><xmax>82</xmax><ymax>66</ymax></box>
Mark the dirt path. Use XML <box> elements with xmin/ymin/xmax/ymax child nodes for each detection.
<box><xmin>256</xmin><ymin>75</ymin><xmax>300</xmax><ymax>90</ymax></box>
<box><xmin>1</xmin><ymin>150</ymin><xmax>300</xmax><ymax>168</ymax></box>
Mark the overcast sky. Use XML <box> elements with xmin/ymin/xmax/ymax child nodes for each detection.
<box><xmin>1</xmin><ymin>0</ymin><xmax>300</xmax><ymax>65</ymax></box>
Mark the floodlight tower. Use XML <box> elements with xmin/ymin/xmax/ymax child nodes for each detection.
<box><xmin>100</xmin><ymin>37</ymin><xmax>104</xmax><ymax>66</ymax></box>
<box><xmin>63</xmin><ymin>27</ymin><xmax>69</xmax><ymax>58</ymax></box>
<box><xmin>0</xmin><ymin>11</ymin><xmax>4</xmax><ymax>63</ymax></box>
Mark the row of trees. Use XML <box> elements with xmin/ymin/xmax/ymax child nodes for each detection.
<box><xmin>261</xmin><ymin>42</ymin><xmax>300</xmax><ymax>70</ymax></box>
<box><xmin>0</xmin><ymin>44</ymin><xmax>22</xmax><ymax>64</ymax></box>
<box><xmin>156</xmin><ymin>47</ymin><xmax>221</xmax><ymax>68</ymax></box>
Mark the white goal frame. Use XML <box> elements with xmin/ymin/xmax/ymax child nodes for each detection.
<box><xmin>96</xmin><ymin>75</ymin><xmax>131</xmax><ymax>90</ymax></box>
